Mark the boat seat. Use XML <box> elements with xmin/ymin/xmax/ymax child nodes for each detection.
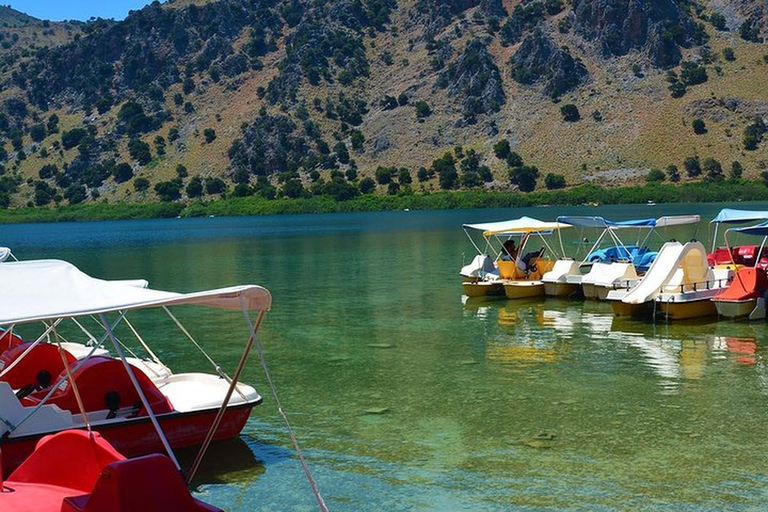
<box><xmin>735</xmin><ymin>245</ymin><xmax>758</xmax><ymax>265</ymax></box>
<box><xmin>61</xmin><ymin>454</ymin><xmax>223</xmax><ymax>512</ymax></box>
<box><xmin>0</xmin><ymin>342</ymin><xmax>76</xmax><ymax>394</ymax></box>
<box><xmin>708</xmin><ymin>247</ymin><xmax>733</xmax><ymax>266</ymax></box>
<box><xmin>714</xmin><ymin>267</ymin><xmax>768</xmax><ymax>301</ymax></box>
<box><xmin>24</xmin><ymin>356</ymin><xmax>174</xmax><ymax>417</ymax></box>
<box><xmin>8</xmin><ymin>430</ymin><xmax>123</xmax><ymax>493</ymax></box>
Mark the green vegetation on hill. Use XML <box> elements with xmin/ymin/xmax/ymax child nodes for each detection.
<box><xmin>0</xmin><ymin>0</ymin><xmax>764</xmax><ymax>214</ymax></box>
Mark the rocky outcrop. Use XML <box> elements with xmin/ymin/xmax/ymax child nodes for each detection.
<box><xmin>437</xmin><ymin>39</ymin><xmax>506</xmax><ymax>119</ymax></box>
<box><xmin>571</xmin><ymin>0</ymin><xmax>702</xmax><ymax>68</ymax></box>
<box><xmin>509</xmin><ymin>29</ymin><xmax>589</xmax><ymax>99</ymax></box>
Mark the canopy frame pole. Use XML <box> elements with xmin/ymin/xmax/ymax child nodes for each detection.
<box><xmin>235</xmin><ymin>302</ymin><xmax>328</xmax><ymax>512</ymax></box>
<box><xmin>0</xmin><ymin>318</ymin><xmax>63</xmax><ymax>380</ymax></box>
<box><xmin>121</xmin><ymin>316</ymin><xmax>170</xmax><ymax>378</ymax></box>
<box><xmin>186</xmin><ymin>305</ymin><xmax>265</xmax><ymax>485</ymax></box>
<box><xmin>162</xmin><ymin>306</ymin><xmax>226</xmax><ymax>377</ymax></box>
<box><xmin>57</xmin><ymin>342</ymin><xmax>92</xmax><ymax>435</ymax></box>
<box><xmin>99</xmin><ymin>312</ymin><xmax>180</xmax><ymax>471</ymax></box>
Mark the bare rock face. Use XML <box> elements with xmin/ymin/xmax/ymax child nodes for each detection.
<box><xmin>509</xmin><ymin>29</ymin><xmax>589</xmax><ymax>99</ymax></box>
<box><xmin>571</xmin><ymin>0</ymin><xmax>700</xmax><ymax>68</ymax></box>
<box><xmin>437</xmin><ymin>39</ymin><xmax>506</xmax><ymax>119</ymax></box>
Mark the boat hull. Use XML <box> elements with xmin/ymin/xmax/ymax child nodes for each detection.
<box><xmin>463</xmin><ymin>280</ymin><xmax>505</xmax><ymax>297</ymax></box>
<box><xmin>657</xmin><ymin>299</ymin><xmax>718</xmax><ymax>320</ymax></box>
<box><xmin>713</xmin><ymin>298</ymin><xmax>758</xmax><ymax>319</ymax></box>
<box><xmin>0</xmin><ymin>401</ymin><xmax>258</xmax><ymax>474</ymax></box>
<box><xmin>504</xmin><ymin>281</ymin><xmax>545</xmax><ymax>299</ymax></box>
<box><xmin>543</xmin><ymin>282</ymin><xmax>579</xmax><ymax>297</ymax></box>
<box><xmin>581</xmin><ymin>283</ymin><xmax>598</xmax><ymax>299</ymax></box>
<box><xmin>610</xmin><ymin>300</ymin><xmax>650</xmax><ymax>317</ymax></box>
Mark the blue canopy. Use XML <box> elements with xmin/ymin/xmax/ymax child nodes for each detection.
<box><xmin>710</xmin><ymin>208</ymin><xmax>768</xmax><ymax>224</ymax></box>
<box><xmin>732</xmin><ymin>221</ymin><xmax>768</xmax><ymax>237</ymax></box>
<box><xmin>556</xmin><ymin>216</ymin><xmax>656</xmax><ymax>229</ymax></box>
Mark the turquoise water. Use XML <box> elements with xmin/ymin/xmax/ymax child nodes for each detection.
<box><xmin>5</xmin><ymin>202</ymin><xmax>768</xmax><ymax>510</ymax></box>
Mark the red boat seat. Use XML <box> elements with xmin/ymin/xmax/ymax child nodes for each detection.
<box><xmin>713</xmin><ymin>267</ymin><xmax>768</xmax><ymax>301</ymax></box>
<box><xmin>0</xmin><ymin>342</ymin><xmax>76</xmax><ymax>392</ymax></box>
<box><xmin>61</xmin><ymin>454</ymin><xmax>223</xmax><ymax>512</ymax></box>
<box><xmin>25</xmin><ymin>356</ymin><xmax>173</xmax><ymax>416</ymax></box>
<box><xmin>735</xmin><ymin>245</ymin><xmax>758</xmax><ymax>265</ymax></box>
<box><xmin>7</xmin><ymin>430</ymin><xmax>124</xmax><ymax>493</ymax></box>
<box><xmin>0</xmin><ymin>328</ymin><xmax>23</xmax><ymax>354</ymax></box>
<box><xmin>708</xmin><ymin>247</ymin><xmax>733</xmax><ymax>266</ymax></box>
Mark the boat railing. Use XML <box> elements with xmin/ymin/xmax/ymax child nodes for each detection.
<box><xmin>662</xmin><ymin>276</ymin><xmax>733</xmax><ymax>294</ymax></box>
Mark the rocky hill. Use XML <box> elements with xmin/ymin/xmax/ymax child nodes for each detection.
<box><xmin>0</xmin><ymin>0</ymin><xmax>766</xmax><ymax>208</ymax></box>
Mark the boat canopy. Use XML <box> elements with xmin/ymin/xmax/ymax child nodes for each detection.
<box><xmin>731</xmin><ymin>221</ymin><xmax>768</xmax><ymax>237</ymax></box>
<box><xmin>463</xmin><ymin>216</ymin><xmax>571</xmax><ymax>236</ymax></box>
<box><xmin>557</xmin><ymin>215</ymin><xmax>700</xmax><ymax>229</ymax></box>
<box><xmin>710</xmin><ymin>208</ymin><xmax>768</xmax><ymax>224</ymax></box>
<box><xmin>0</xmin><ymin>259</ymin><xmax>272</xmax><ymax>325</ymax></box>
<box><xmin>655</xmin><ymin>215</ymin><xmax>701</xmax><ymax>227</ymax></box>
<box><xmin>556</xmin><ymin>216</ymin><xmax>655</xmax><ymax>229</ymax></box>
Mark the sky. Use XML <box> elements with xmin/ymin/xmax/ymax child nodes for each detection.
<box><xmin>9</xmin><ymin>1</ymin><xmax>154</xmax><ymax>22</ymax></box>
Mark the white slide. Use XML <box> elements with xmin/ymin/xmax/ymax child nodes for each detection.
<box><xmin>622</xmin><ymin>241</ymin><xmax>686</xmax><ymax>304</ymax></box>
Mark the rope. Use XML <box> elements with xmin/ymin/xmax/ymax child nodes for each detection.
<box><xmin>162</xmin><ymin>306</ymin><xmax>223</xmax><ymax>375</ymax></box>
<box><xmin>186</xmin><ymin>306</ymin><xmax>265</xmax><ymax>484</ymax></box>
<box><xmin>240</xmin><ymin>304</ymin><xmax>328</xmax><ymax>512</ymax></box>
<box><xmin>161</xmin><ymin>306</ymin><xmax>245</xmax><ymax>400</ymax></box>
<box><xmin>57</xmin><ymin>340</ymin><xmax>91</xmax><ymax>435</ymax></box>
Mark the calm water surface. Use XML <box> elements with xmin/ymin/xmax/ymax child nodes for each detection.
<box><xmin>4</xmin><ymin>202</ymin><xmax>768</xmax><ymax>511</ymax></box>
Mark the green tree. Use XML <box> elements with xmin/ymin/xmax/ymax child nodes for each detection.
<box><xmin>154</xmin><ymin>179</ymin><xmax>182</xmax><ymax>202</ymax></box>
<box><xmin>358</xmin><ymin>177</ymin><xmax>376</xmax><ymax>194</ymax></box>
<box><xmin>112</xmin><ymin>162</ymin><xmax>134</xmax><ymax>183</ymax></box>
<box><xmin>203</xmin><ymin>128</ymin><xmax>217</xmax><ymax>143</ymax></box>
<box><xmin>666</xmin><ymin>165</ymin><xmax>680</xmax><ymax>183</ymax></box>
<box><xmin>414</xmin><ymin>100</ymin><xmax>432</xmax><ymax>119</ymax></box>
<box><xmin>205</xmin><ymin>177</ymin><xmax>227</xmax><ymax>195</ymax></box>
<box><xmin>646</xmin><ymin>169</ymin><xmax>666</xmax><ymax>182</ymax></box>
<box><xmin>702</xmin><ymin>157</ymin><xmax>723</xmax><ymax>182</ymax></box>
<box><xmin>692</xmin><ymin>119</ymin><xmax>707</xmax><ymax>134</ymax></box>
<box><xmin>730</xmin><ymin>161</ymin><xmax>743</xmax><ymax>181</ymax></box>
<box><xmin>560</xmin><ymin>104</ymin><xmax>580</xmax><ymax>122</ymax></box>
<box><xmin>134</xmin><ymin>177</ymin><xmax>150</xmax><ymax>192</ymax></box>
<box><xmin>509</xmin><ymin>165</ymin><xmax>539</xmax><ymax>192</ymax></box>
<box><xmin>186</xmin><ymin>176</ymin><xmax>204</xmax><ymax>198</ymax></box>
<box><xmin>544</xmin><ymin>173</ymin><xmax>566</xmax><ymax>189</ymax></box>
<box><xmin>493</xmin><ymin>139</ymin><xmax>511</xmax><ymax>159</ymax></box>
<box><xmin>375</xmin><ymin>166</ymin><xmax>393</xmax><ymax>185</ymax></box>
<box><xmin>128</xmin><ymin>138</ymin><xmax>152</xmax><ymax>165</ymax></box>
<box><xmin>683</xmin><ymin>156</ymin><xmax>701</xmax><ymax>177</ymax></box>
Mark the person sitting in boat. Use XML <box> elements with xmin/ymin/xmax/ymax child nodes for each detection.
<box><xmin>519</xmin><ymin>247</ymin><xmax>545</xmax><ymax>272</ymax></box>
<box><xmin>501</xmin><ymin>239</ymin><xmax>517</xmax><ymax>260</ymax></box>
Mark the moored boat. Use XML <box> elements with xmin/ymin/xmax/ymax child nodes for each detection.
<box><xmin>608</xmin><ymin>241</ymin><xmax>731</xmax><ymax>320</ymax></box>
<box><xmin>460</xmin><ymin>216</ymin><xmax>570</xmax><ymax>299</ymax></box>
<box><xmin>552</xmin><ymin>215</ymin><xmax>700</xmax><ymax>300</ymax></box>
<box><xmin>0</xmin><ymin>258</ymin><xmax>270</xmax><ymax>474</ymax></box>
<box><xmin>712</xmin><ymin>221</ymin><xmax>768</xmax><ymax>319</ymax></box>
<box><xmin>0</xmin><ymin>429</ymin><xmax>222</xmax><ymax>512</ymax></box>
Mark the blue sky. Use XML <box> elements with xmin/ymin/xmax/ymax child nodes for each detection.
<box><xmin>9</xmin><ymin>1</ymin><xmax>153</xmax><ymax>21</ymax></box>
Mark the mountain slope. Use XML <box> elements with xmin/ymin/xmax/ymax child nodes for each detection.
<box><xmin>0</xmin><ymin>0</ymin><xmax>766</xmax><ymax>208</ymax></box>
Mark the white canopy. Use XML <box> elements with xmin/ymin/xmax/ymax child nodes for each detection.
<box><xmin>463</xmin><ymin>216</ymin><xmax>571</xmax><ymax>236</ymax></box>
<box><xmin>0</xmin><ymin>259</ymin><xmax>272</xmax><ymax>325</ymax></box>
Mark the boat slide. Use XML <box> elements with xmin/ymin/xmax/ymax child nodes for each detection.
<box><xmin>621</xmin><ymin>241</ymin><xmax>714</xmax><ymax>304</ymax></box>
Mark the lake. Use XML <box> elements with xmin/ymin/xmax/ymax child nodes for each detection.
<box><xmin>4</xmin><ymin>201</ymin><xmax>768</xmax><ymax>511</ymax></box>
